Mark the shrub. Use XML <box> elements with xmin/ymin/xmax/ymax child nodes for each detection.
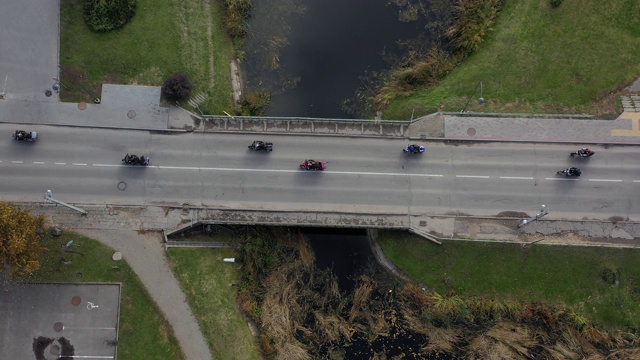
<box><xmin>446</xmin><ymin>0</ymin><xmax>504</xmax><ymax>55</ymax></box>
<box><xmin>84</xmin><ymin>0</ymin><xmax>137</xmax><ymax>33</ymax></box>
<box><xmin>222</xmin><ymin>0</ymin><xmax>252</xmax><ymax>38</ymax></box>
<box><xmin>162</xmin><ymin>74</ymin><xmax>194</xmax><ymax>102</ymax></box>
<box><xmin>550</xmin><ymin>0</ymin><xmax>564</xmax><ymax>8</ymax></box>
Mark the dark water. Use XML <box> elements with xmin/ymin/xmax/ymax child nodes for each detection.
<box><xmin>303</xmin><ymin>228</ymin><xmax>372</xmax><ymax>292</ymax></box>
<box><xmin>243</xmin><ymin>0</ymin><xmax>439</xmax><ymax>118</ymax></box>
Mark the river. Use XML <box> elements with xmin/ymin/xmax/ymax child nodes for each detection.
<box><xmin>242</xmin><ymin>0</ymin><xmax>446</xmax><ymax>118</ymax></box>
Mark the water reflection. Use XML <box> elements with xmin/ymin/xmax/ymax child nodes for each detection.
<box><xmin>243</xmin><ymin>0</ymin><xmax>443</xmax><ymax>118</ymax></box>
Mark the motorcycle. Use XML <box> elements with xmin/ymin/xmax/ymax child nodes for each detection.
<box><xmin>122</xmin><ymin>154</ymin><xmax>150</xmax><ymax>166</ymax></box>
<box><xmin>403</xmin><ymin>144</ymin><xmax>425</xmax><ymax>154</ymax></box>
<box><xmin>557</xmin><ymin>167</ymin><xmax>582</xmax><ymax>177</ymax></box>
<box><xmin>12</xmin><ymin>130</ymin><xmax>37</xmax><ymax>141</ymax></box>
<box><xmin>248</xmin><ymin>140</ymin><xmax>273</xmax><ymax>152</ymax></box>
<box><xmin>570</xmin><ymin>148</ymin><xmax>594</xmax><ymax>157</ymax></box>
<box><xmin>299</xmin><ymin>159</ymin><xmax>327</xmax><ymax>171</ymax></box>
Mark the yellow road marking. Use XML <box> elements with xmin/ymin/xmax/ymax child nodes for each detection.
<box><xmin>612</xmin><ymin>112</ymin><xmax>640</xmax><ymax>137</ymax></box>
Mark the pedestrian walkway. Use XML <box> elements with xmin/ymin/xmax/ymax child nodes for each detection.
<box><xmin>439</xmin><ymin>113</ymin><xmax>640</xmax><ymax>144</ymax></box>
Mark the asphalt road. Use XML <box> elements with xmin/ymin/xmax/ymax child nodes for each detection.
<box><xmin>1</xmin><ymin>124</ymin><xmax>639</xmax><ymax>219</ymax></box>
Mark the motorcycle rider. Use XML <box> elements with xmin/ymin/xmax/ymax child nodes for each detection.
<box><xmin>578</xmin><ymin>148</ymin><xmax>591</xmax><ymax>157</ymax></box>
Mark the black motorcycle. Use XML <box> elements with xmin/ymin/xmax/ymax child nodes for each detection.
<box><xmin>570</xmin><ymin>148</ymin><xmax>594</xmax><ymax>158</ymax></box>
<box><xmin>557</xmin><ymin>167</ymin><xmax>581</xmax><ymax>177</ymax></box>
<box><xmin>248</xmin><ymin>140</ymin><xmax>273</xmax><ymax>152</ymax></box>
<box><xmin>122</xmin><ymin>154</ymin><xmax>150</xmax><ymax>166</ymax></box>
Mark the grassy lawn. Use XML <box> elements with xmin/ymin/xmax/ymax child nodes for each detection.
<box><xmin>167</xmin><ymin>247</ymin><xmax>261</xmax><ymax>360</ymax></box>
<box><xmin>59</xmin><ymin>0</ymin><xmax>235</xmax><ymax>114</ymax></box>
<box><xmin>378</xmin><ymin>230</ymin><xmax>640</xmax><ymax>330</ymax></box>
<box><xmin>384</xmin><ymin>0</ymin><xmax>640</xmax><ymax>119</ymax></box>
<box><xmin>28</xmin><ymin>231</ymin><xmax>184</xmax><ymax>360</ymax></box>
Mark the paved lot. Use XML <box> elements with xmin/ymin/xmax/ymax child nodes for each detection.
<box><xmin>0</xmin><ymin>283</ymin><xmax>120</xmax><ymax>359</ymax></box>
<box><xmin>0</xmin><ymin>0</ymin><xmax>60</xmax><ymax>101</ymax></box>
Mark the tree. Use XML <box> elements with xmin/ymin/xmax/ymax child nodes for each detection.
<box><xmin>162</xmin><ymin>74</ymin><xmax>194</xmax><ymax>102</ymax></box>
<box><xmin>84</xmin><ymin>0</ymin><xmax>137</xmax><ymax>33</ymax></box>
<box><xmin>0</xmin><ymin>202</ymin><xmax>45</xmax><ymax>278</ymax></box>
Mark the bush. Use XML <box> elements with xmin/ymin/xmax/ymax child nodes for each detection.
<box><xmin>550</xmin><ymin>0</ymin><xmax>564</xmax><ymax>8</ymax></box>
<box><xmin>222</xmin><ymin>0</ymin><xmax>252</xmax><ymax>38</ymax></box>
<box><xmin>162</xmin><ymin>74</ymin><xmax>194</xmax><ymax>102</ymax></box>
<box><xmin>446</xmin><ymin>0</ymin><xmax>504</xmax><ymax>55</ymax></box>
<box><xmin>84</xmin><ymin>0</ymin><xmax>137</xmax><ymax>33</ymax></box>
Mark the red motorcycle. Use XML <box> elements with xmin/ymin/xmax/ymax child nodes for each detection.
<box><xmin>299</xmin><ymin>159</ymin><xmax>327</xmax><ymax>171</ymax></box>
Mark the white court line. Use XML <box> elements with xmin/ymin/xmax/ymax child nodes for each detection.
<box><xmin>589</xmin><ymin>179</ymin><xmax>622</xmax><ymax>182</ymax></box>
<box><xmin>33</xmin><ymin>161</ymin><xmax>45</xmax><ymax>165</ymax></box>
<box><xmin>72</xmin><ymin>163</ymin><xmax>88</xmax><ymax>166</ymax></box>
<box><xmin>500</xmin><ymin>176</ymin><xmax>533</xmax><ymax>180</ymax></box>
<box><xmin>456</xmin><ymin>175</ymin><xmax>490</xmax><ymax>179</ymax></box>
<box><xmin>545</xmin><ymin>178</ymin><xmax>579</xmax><ymax>181</ymax></box>
<box><xmin>54</xmin><ymin>162</ymin><xmax>66</xmax><ymax>165</ymax></box>
<box><xmin>11</xmin><ymin>161</ymin><xmax>23</xmax><ymax>164</ymax></box>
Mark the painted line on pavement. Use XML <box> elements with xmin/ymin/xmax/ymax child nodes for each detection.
<box><xmin>456</xmin><ymin>175</ymin><xmax>490</xmax><ymax>179</ymax></box>
<box><xmin>33</xmin><ymin>162</ymin><xmax>45</xmax><ymax>165</ymax></box>
<box><xmin>589</xmin><ymin>179</ymin><xmax>622</xmax><ymax>182</ymax></box>
<box><xmin>11</xmin><ymin>161</ymin><xmax>23</xmax><ymax>164</ymax></box>
<box><xmin>93</xmin><ymin>164</ymin><xmax>122</xmax><ymax>167</ymax></box>
<box><xmin>72</xmin><ymin>163</ymin><xmax>88</xmax><ymax>166</ymax></box>
<box><xmin>545</xmin><ymin>178</ymin><xmax>579</xmax><ymax>181</ymax></box>
<box><xmin>634</xmin><ymin>180</ymin><xmax>640</xmax><ymax>183</ymax></box>
<box><xmin>500</xmin><ymin>176</ymin><xmax>533</xmax><ymax>180</ymax></box>
<box><xmin>54</xmin><ymin>162</ymin><xmax>66</xmax><ymax>165</ymax></box>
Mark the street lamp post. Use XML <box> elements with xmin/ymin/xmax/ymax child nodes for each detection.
<box><xmin>519</xmin><ymin>204</ymin><xmax>549</xmax><ymax>228</ymax></box>
<box><xmin>461</xmin><ymin>80</ymin><xmax>484</xmax><ymax>113</ymax></box>
<box><xmin>44</xmin><ymin>190</ymin><xmax>87</xmax><ymax>215</ymax></box>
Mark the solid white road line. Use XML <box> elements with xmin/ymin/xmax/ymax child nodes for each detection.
<box><xmin>456</xmin><ymin>175</ymin><xmax>490</xmax><ymax>179</ymax></box>
<box><xmin>500</xmin><ymin>176</ymin><xmax>534</xmax><ymax>180</ymax></box>
<box><xmin>589</xmin><ymin>179</ymin><xmax>622</xmax><ymax>182</ymax></box>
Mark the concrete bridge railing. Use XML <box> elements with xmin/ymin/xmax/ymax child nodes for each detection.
<box><xmin>200</xmin><ymin>115</ymin><xmax>412</xmax><ymax>137</ymax></box>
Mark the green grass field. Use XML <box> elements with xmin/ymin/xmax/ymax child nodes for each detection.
<box><xmin>384</xmin><ymin>0</ymin><xmax>640</xmax><ymax>119</ymax></box>
<box><xmin>59</xmin><ymin>0</ymin><xmax>235</xmax><ymax>114</ymax></box>
<box><xmin>29</xmin><ymin>231</ymin><xmax>184</xmax><ymax>360</ymax></box>
<box><xmin>167</xmin><ymin>247</ymin><xmax>261</xmax><ymax>360</ymax></box>
<box><xmin>378</xmin><ymin>230</ymin><xmax>640</xmax><ymax>330</ymax></box>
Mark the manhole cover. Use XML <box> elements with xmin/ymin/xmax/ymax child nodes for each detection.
<box><xmin>45</xmin><ymin>90</ymin><xmax>52</xmax><ymax>97</ymax></box>
<box><xmin>78</xmin><ymin>102</ymin><xmax>87</xmax><ymax>110</ymax></box>
<box><xmin>112</xmin><ymin>252</ymin><xmax>122</xmax><ymax>261</ymax></box>
<box><xmin>53</xmin><ymin>322</ymin><xmax>63</xmax><ymax>332</ymax></box>
<box><xmin>76</xmin><ymin>272</ymin><xmax>83</xmax><ymax>279</ymax></box>
<box><xmin>117</xmin><ymin>181</ymin><xmax>127</xmax><ymax>191</ymax></box>
<box><xmin>467</xmin><ymin>127</ymin><xmax>476</xmax><ymax>136</ymax></box>
<box><xmin>127</xmin><ymin>110</ymin><xmax>136</xmax><ymax>119</ymax></box>
<box><xmin>71</xmin><ymin>296</ymin><xmax>81</xmax><ymax>306</ymax></box>
<box><xmin>49</xmin><ymin>344</ymin><xmax>60</xmax><ymax>355</ymax></box>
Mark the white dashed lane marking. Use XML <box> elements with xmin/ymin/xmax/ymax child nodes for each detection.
<box><xmin>589</xmin><ymin>179</ymin><xmax>623</xmax><ymax>182</ymax></box>
<box><xmin>500</xmin><ymin>176</ymin><xmax>534</xmax><ymax>180</ymax></box>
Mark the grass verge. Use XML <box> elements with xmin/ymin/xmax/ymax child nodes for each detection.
<box><xmin>59</xmin><ymin>0</ymin><xmax>235</xmax><ymax>114</ymax></box>
<box><xmin>383</xmin><ymin>0</ymin><xmax>640</xmax><ymax>119</ymax></box>
<box><xmin>28</xmin><ymin>230</ymin><xmax>184</xmax><ymax>359</ymax></box>
<box><xmin>166</xmin><ymin>247</ymin><xmax>261</xmax><ymax>360</ymax></box>
<box><xmin>378</xmin><ymin>230</ymin><xmax>640</xmax><ymax>330</ymax></box>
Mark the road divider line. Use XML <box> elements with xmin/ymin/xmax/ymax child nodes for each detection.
<box><xmin>545</xmin><ymin>178</ymin><xmax>579</xmax><ymax>181</ymax></box>
<box><xmin>589</xmin><ymin>179</ymin><xmax>623</xmax><ymax>182</ymax></box>
<box><xmin>93</xmin><ymin>164</ymin><xmax>123</xmax><ymax>167</ymax></box>
<box><xmin>33</xmin><ymin>162</ymin><xmax>45</xmax><ymax>165</ymax></box>
<box><xmin>54</xmin><ymin>162</ymin><xmax>66</xmax><ymax>165</ymax></box>
<box><xmin>72</xmin><ymin>163</ymin><xmax>88</xmax><ymax>166</ymax></box>
<box><xmin>11</xmin><ymin>161</ymin><xmax>23</xmax><ymax>164</ymax></box>
<box><xmin>500</xmin><ymin>176</ymin><xmax>533</xmax><ymax>180</ymax></box>
<box><xmin>456</xmin><ymin>175</ymin><xmax>490</xmax><ymax>179</ymax></box>
<box><xmin>634</xmin><ymin>180</ymin><xmax>640</xmax><ymax>183</ymax></box>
